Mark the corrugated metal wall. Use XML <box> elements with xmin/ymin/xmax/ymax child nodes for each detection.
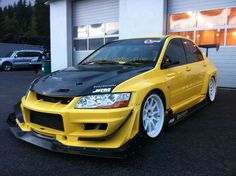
<box><xmin>208</xmin><ymin>47</ymin><xmax>236</xmax><ymax>88</ymax></box>
<box><xmin>72</xmin><ymin>0</ymin><xmax>119</xmax><ymax>26</ymax></box>
<box><xmin>168</xmin><ymin>0</ymin><xmax>236</xmax><ymax>13</ymax></box>
<box><xmin>72</xmin><ymin>0</ymin><xmax>119</xmax><ymax>64</ymax></box>
<box><xmin>168</xmin><ymin>0</ymin><xmax>236</xmax><ymax>88</ymax></box>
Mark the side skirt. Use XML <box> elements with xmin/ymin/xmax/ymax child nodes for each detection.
<box><xmin>165</xmin><ymin>99</ymin><xmax>209</xmax><ymax>127</ymax></box>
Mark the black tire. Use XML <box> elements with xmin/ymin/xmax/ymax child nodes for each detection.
<box><xmin>207</xmin><ymin>77</ymin><xmax>217</xmax><ymax>103</ymax></box>
<box><xmin>139</xmin><ymin>91</ymin><xmax>165</xmax><ymax>141</ymax></box>
<box><xmin>2</xmin><ymin>62</ymin><xmax>12</xmax><ymax>71</ymax></box>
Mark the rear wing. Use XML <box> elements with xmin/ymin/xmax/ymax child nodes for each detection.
<box><xmin>199</xmin><ymin>44</ymin><xmax>220</xmax><ymax>57</ymax></box>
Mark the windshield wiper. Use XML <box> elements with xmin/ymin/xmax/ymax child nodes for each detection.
<box><xmin>122</xmin><ymin>59</ymin><xmax>154</xmax><ymax>65</ymax></box>
<box><xmin>83</xmin><ymin>60</ymin><xmax>120</xmax><ymax>65</ymax></box>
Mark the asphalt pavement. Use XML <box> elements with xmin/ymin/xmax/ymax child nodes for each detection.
<box><xmin>0</xmin><ymin>70</ymin><xmax>235</xmax><ymax>176</ymax></box>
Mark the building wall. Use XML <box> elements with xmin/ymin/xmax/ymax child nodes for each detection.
<box><xmin>119</xmin><ymin>0</ymin><xmax>167</xmax><ymax>39</ymax></box>
<box><xmin>168</xmin><ymin>0</ymin><xmax>236</xmax><ymax>13</ymax></box>
<box><xmin>50</xmin><ymin>0</ymin><xmax>72</xmax><ymax>71</ymax></box>
<box><xmin>208</xmin><ymin>47</ymin><xmax>236</xmax><ymax>88</ymax></box>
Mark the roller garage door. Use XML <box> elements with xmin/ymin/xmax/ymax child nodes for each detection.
<box><xmin>72</xmin><ymin>0</ymin><xmax>119</xmax><ymax>64</ymax></box>
<box><xmin>167</xmin><ymin>0</ymin><xmax>236</xmax><ymax>88</ymax></box>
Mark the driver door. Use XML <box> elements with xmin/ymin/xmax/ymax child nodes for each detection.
<box><xmin>161</xmin><ymin>38</ymin><xmax>189</xmax><ymax>113</ymax></box>
<box><xmin>13</xmin><ymin>52</ymin><xmax>26</xmax><ymax>66</ymax></box>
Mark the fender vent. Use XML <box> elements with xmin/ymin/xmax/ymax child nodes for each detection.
<box><xmin>36</xmin><ymin>94</ymin><xmax>73</xmax><ymax>104</ymax></box>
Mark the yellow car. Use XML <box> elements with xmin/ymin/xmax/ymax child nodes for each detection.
<box><xmin>7</xmin><ymin>36</ymin><xmax>217</xmax><ymax>158</ymax></box>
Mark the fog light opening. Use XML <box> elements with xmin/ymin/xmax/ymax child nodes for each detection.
<box><xmin>84</xmin><ymin>123</ymin><xmax>107</xmax><ymax>130</ymax></box>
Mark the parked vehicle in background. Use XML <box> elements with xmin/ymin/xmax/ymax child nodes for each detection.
<box><xmin>0</xmin><ymin>50</ymin><xmax>43</xmax><ymax>71</ymax></box>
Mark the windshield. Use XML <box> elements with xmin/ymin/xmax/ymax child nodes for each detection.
<box><xmin>81</xmin><ymin>38</ymin><xmax>165</xmax><ymax>66</ymax></box>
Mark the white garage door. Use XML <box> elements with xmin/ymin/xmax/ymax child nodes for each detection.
<box><xmin>167</xmin><ymin>0</ymin><xmax>236</xmax><ymax>88</ymax></box>
<box><xmin>72</xmin><ymin>0</ymin><xmax>119</xmax><ymax>64</ymax></box>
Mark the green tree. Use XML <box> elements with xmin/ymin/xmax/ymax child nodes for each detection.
<box><xmin>34</xmin><ymin>0</ymin><xmax>50</xmax><ymax>36</ymax></box>
<box><xmin>0</xmin><ymin>8</ymin><xmax>5</xmax><ymax>39</ymax></box>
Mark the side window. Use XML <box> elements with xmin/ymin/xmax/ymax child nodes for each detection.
<box><xmin>24</xmin><ymin>52</ymin><xmax>32</xmax><ymax>57</ymax></box>
<box><xmin>16</xmin><ymin>52</ymin><xmax>25</xmax><ymax>57</ymax></box>
<box><xmin>182</xmin><ymin>39</ymin><xmax>203</xmax><ymax>63</ymax></box>
<box><xmin>24</xmin><ymin>52</ymin><xmax>41</xmax><ymax>57</ymax></box>
<box><xmin>164</xmin><ymin>39</ymin><xmax>186</xmax><ymax>66</ymax></box>
<box><xmin>34</xmin><ymin>52</ymin><xmax>42</xmax><ymax>57</ymax></box>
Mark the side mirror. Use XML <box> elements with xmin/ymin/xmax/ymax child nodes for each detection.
<box><xmin>161</xmin><ymin>56</ymin><xmax>171</xmax><ymax>69</ymax></box>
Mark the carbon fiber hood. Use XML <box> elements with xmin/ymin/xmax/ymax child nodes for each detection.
<box><xmin>31</xmin><ymin>64</ymin><xmax>153</xmax><ymax>97</ymax></box>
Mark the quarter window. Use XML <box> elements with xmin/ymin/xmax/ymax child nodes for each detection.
<box><xmin>182</xmin><ymin>39</ymin><xmax>203</xmax><ymax>63</ymax></box>
<box><xmin>165</xmin><ymin>39</ymin><xmax>186</xmax><ymax>66</ymax></box>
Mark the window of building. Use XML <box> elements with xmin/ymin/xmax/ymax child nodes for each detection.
<box><xmin>74</xmin><ymin>25</ymin><xmax>88</xmax><ymax>38</ymax></box>
<box><xmin>182</xmin><ymin>39</ymin><xmax>203</xmax><ymax>63</ymax></box>
<box><xmin>196</xmin><ymin>29</ymin><xmax>224</xmax><ymax>45</ymax></box>
<box><xmin>197</xmin><ymin>9</ymin><xmax>226</xmax><ymax>28</ymax></box>
<box><xmin>89</xmin><ymin>38</ymin><xmax>104</xmax><ymax>50</ymax></box>
<box><xmin>89</xmin><ymin>24</ymin><xmax>104</xmax><ymax>37</ymax></box>
<box><xmin>165</xmin><ymin>39</ymin><xmax>186</xmax><ymax>66</ymax></box>
<box><xmin>228</xmin><ymin>8</ymin><xmax>236</xmax><ymax>25</ymax></box>
<box><xmin>169</xmin><ymin>12</ymin><xmax>195</xmax><ymax>30</ymax></box>
<box><xmin>105</xmin><ymin>22</ymin><xmax>119</xmax><ymax>35</ymax></box>
<box><xmin>169</xmin><ymin>31</ymin><xmax>194</xmax><ymax>40</ymax></box>
<box><xmin>73</xmin><ymin>22</ymin><xmax>119</xmax><ymax>51</ymax></box>
<box><xmin>168</xmin><ymin>7</ymin><xmax>236</xmax><ymax>46</ymax></box>
<box><xmin>226</xmin><ymin>28</ymin><xmax>236</xmax><ymax>46</ymax></box>
<box><xmin>74</xmin><ymin>40</ymin><xmax>87</xmax><ymax>51</ymax></box>
<box><xmin>105</xmin><ymin>37</ymin><xmax>119</xmax><ymax>44</ymax></box>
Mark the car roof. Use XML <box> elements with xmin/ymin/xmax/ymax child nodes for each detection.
<box><xmin>125</xmin><ymin>35</ymin><xmax>190</xmax><ymax>40</ymax></box>
<box><xmin>15</xmin><ymin>50</ymin><xmax>43</xmax><ymax>53</ymax></box>
<box><xmin>120</xmin><ymin>35</ymin><xmax>195</xmax><ymax>44</ymax></box>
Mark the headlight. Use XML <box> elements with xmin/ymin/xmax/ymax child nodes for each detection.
<box><xmin>75</xmin><ymin>93</ymin><xmax>131</xmax><ymax>109</ymax></box>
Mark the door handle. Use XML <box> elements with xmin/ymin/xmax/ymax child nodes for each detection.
<box><xmin>167</xmin><ymin>73</ymin><xmax>176</xmax><ymax>78</ymax></box>
<box><xmin>185</xmin><ymin>66</ymin><xmax>191</xmax><ymax>71</ymax></box>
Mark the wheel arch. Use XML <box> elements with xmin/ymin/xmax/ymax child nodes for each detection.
<box><xmin>2</xmin><ymin>61</ymin><xmax>13</xmax><ymax>66</ymax></box>
<box><xmin>145</xmin><ymin>88</ymin><xmax>167</xmax><ymax>111</ymax></box>
<box><xmin>201</xmin><ymin>70</ymin><xmax>217</xmax><ymax>95</ymax></box>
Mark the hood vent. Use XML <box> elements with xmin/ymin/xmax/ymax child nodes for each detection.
<box><xmin>36</xmin><ymin>94</ymin><xmax>73</xmax><ymax>104</ymax></box>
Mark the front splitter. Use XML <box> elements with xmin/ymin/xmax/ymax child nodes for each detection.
<box><xmin>7</xmin><ymin>113</ymin><xmax>134</xmax><ymax>159</ymax></box>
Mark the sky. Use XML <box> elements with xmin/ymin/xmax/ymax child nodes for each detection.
<box><xmin>0</xmin><ymin>0</ymin><xmax>35</xmax><ymax>8</ymax></box>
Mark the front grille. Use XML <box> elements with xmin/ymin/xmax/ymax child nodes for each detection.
<box><xmin>36</xmin><ymin>94</ymin><xmax>73</xmax><ymax>104</ymax></box>
<box><xmin>30</xmin><ymin>111</ymin><xmax>64</xmax><ymax>131</ymax></box>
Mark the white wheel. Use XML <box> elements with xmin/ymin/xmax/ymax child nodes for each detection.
<box><xmin>208</xmin><ymin>77</ymin><xmax>216</xmax><ymax>102</ymax></box>
<box><xmin>141</xmin><ymin>93</ymin><xmax>165</xmax><ymax>138</ymax></box>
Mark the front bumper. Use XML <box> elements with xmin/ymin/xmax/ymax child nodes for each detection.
<box><xmin>7</xmin><ymin>91</ymin><xmax>141</xmax><ymax>158</ymax></box>
<box><xmin>7</xmin><ymin>113</ymin><xmax>133</xmax><ymax>158</ymax></box>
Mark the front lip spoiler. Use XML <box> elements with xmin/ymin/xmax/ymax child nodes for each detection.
<box><xmin>6</xmin><ymin>109</ymin><xmax>135</xmax><ymax>159</ymax></box>
<box><xmin>8</xmin><ymin>124</ymin><xmax>129</xmax><ymax>159</ymax></box>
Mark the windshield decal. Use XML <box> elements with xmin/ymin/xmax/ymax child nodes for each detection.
<box><xmin>144</xmin><ymin>39</ymin><xmax>161</xmax><ymax>44</ymax></box>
